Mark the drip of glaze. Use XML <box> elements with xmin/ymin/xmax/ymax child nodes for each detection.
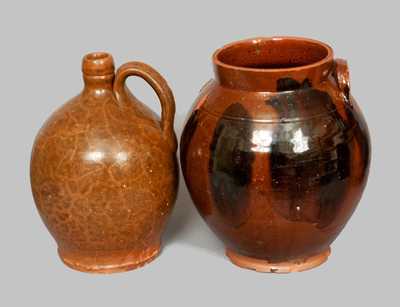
<box><xmin>276</xmin><ymin>78</ymin><xmax>312</xmax><ymax>91</ymax></box>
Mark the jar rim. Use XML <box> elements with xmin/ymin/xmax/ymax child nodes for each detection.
<box><xmin>213</xmin><ymin>36</ymin><xmax>333</xmax><ymax>73</ymax></box>
<box><xmin>212</xmin><ymin>37</ymin><xmax>335</xmax><ymax>92</ymax></box>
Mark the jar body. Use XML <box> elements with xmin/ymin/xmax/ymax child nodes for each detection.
<box><xmin>181</xmin><ymin>76</ymin><xmax>370</xmax><ymax>269</ymax></box>
<box><xmin>31</xmin><ymin>53</ymin><xmax>178</xmax><ymax>273</ymax></box>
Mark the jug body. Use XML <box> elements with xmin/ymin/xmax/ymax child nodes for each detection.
<box><xmin>31</xmin><ymin>52</ymin><xmax>178</xmax><ymax>273</ymax></box>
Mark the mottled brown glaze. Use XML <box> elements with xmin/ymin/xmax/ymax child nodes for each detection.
<box><xmin>180</xmin><ymin>37</ymin><xmax>370</xmax><ymax>272</ymax></box>
<box><xmin>31</xmin><ymin>52</ymin><xmax>178</xmax><ymax>273</ymax></box>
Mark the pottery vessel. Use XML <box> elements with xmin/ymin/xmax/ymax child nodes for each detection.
<box><xmin>180</xmin><ymin>37</ymin><xmax>370</xmax><ymax>272</ymax></box>
<box><xmin>31</xmin><ymin>52</ymin><xmax>178</xmax><ymax>273</ymax></box>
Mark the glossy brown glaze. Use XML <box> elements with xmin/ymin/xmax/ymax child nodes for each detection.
<box><xmin>31</xmin><ymin>52</ymin><xmax>178</xmax><ymax>273</ymax></box>
<box><xmin>180</xmin><ymin>37</ymin><xmax>370</xmax><ymax>272</ymax></box>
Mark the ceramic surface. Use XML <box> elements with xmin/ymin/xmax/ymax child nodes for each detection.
<box><xmin>180</xmin><ymin>37</ymin><xmax>370</xmax><ymax>272</ymax></box>
<box><xmin>31</xmin><ymin>52</ymin><xmax>178</xmax><ymax>273</ymax></box>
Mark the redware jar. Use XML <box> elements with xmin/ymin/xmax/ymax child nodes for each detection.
<box><xmin>180</xmin><ymin>37</ymin><xmax>370</xmax><ymax>272</ymax></box>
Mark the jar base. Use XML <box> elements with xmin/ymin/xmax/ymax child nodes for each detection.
<box><xmin>58</xmin><ymin>243</ymin><xmax>161</xmax><ymax>274</ymax></box>
<box><xmin>226</xmin><ymin>247</ymin><xmax>331</xmax><ymax>273</ymax></box>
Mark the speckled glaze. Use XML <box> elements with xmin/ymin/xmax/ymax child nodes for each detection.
<box><xmin>31</xmin><ymin>52</ymin><xmax>178</xmax><ymax>273</ymax></box>
<box><xmin>180</xmin><ymin>37</ymin><xmax>370</xmax><ymax>272</ymax></box>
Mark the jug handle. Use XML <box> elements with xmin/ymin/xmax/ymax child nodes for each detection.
<box><xmin>333</xmin><ymin>59</ymin><xmax>352</xmax><ymax>107</ymax></box>
<box><xmin>113</xmin><ymin>62</ymin><xmax>177</xmax><ymax>151</ymax></box>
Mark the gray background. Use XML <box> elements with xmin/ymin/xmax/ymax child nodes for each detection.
<box><xmin>0</xmin><ymin>0</ymin><xmax>398</xmax><ymax>305</ymax></box>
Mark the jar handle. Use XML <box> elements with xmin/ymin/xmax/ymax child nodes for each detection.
<box><xmin>333</xmin><ymin>59</ymin><xmax>352</xmax><ymax>106</ymax></box>
<box><xmin>113</xmin><ymin>62</ymin><xmax>177</xmax><ymax>151</ymax></box>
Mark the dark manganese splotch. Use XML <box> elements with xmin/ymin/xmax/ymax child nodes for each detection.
<box><xmin>276</xmin><ymin>77</ymin><xmax>312</xmax><ymax>91</ymax></box>
<box><xmin>318</xmin><ymin>142</ymin><xmax>350</xmax><ymax>227</ymax></box>
<box><xmin>209</xmin><ymin>103</ymin><xmax>255</xmax><ymax>227</ymax></box>
<box><xmin>267</xmin><ymin>89</ymin><xmax>351</xmax><ymax>228</ymax></box>
<box><xmin>343</xmin><ymin>97</ymin><xmax>371</xmax><ymax>180</ymax></box>
<box><xmin>180</xmin><ymin>110</ymin><xmax>199</xmax><ymax>175</ymax></box>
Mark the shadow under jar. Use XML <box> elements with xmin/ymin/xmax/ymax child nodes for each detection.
<box><xmin>180</xmin><ymin>37</ymin><xmax>370</xmax><ymax>273</ymax></box>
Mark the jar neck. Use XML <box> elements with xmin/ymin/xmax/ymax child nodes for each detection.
<box><xmin>213</xmin><ymin>37</ymin><xmax>335</xmax><ymax>92</ymax></box>
<box><xmin>83</xmin><ymin>74</ymin><xmax>114</xmax><ymax>93</ymax></box>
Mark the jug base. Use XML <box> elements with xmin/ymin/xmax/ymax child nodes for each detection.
<box><xmin>58</xmin><ymin>243</ymin><xmax>160</xmax><ymax>274</ymax></box>
<box><xmin>226</xmin><ymin>247</ymin><xmax>331</xmax><ymax>273</ymax></box>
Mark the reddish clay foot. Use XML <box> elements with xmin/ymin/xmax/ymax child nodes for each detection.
<box><xmin>226</xmin><ymin>247</ymin><xmax>331</xmax><ymax>273</ymax></box>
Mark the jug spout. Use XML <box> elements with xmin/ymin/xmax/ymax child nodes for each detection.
<box><xmin>82</xmin><ymin>52</ymin><xmax>115</xmax><ymax>91</ymax></box>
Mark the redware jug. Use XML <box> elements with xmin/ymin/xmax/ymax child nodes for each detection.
<box><xmin>31</xmin><ymin>52</ymin><xmax>178</xmax><ymax>273</ymax></box>
<box><xmin>180</xmin><ymin>37</ymin><xmax>370</xmax><ymax>272</ymax></box>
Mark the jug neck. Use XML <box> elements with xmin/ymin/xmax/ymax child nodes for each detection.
<box><xmin>82</xmin><ymin>52</ymin><xmax>115</xmax><ymax>93</ymax></box>
<box><xmin>213</xmin><ymin>37</ymin><xmax>335</xmax><ymax>92</ymax></box>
